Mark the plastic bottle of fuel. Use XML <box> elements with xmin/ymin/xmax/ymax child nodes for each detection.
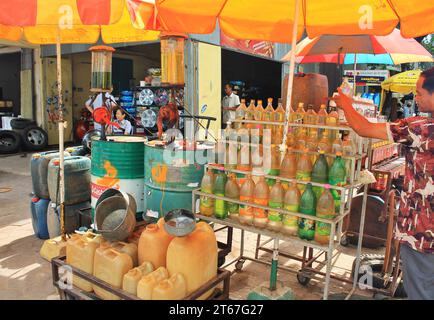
<box><xmin>316</xmin><ymin>104</ymin><xmax>328</xmax><ymax>126</ymax></box>
<box><xmin>267</xmin><ymin>180</ymin><xmax>285</xmax><ymax>232</ymax></box>
<box><xmin>279</xmin><ymin>148</ymin><xmax>297</xmax><ymax>188</ymax></box>
<box><xmin>311</xmin><ymin>150</ymin><xmax>329</xmax><ymax>199</ymax></box>
<box><xmin>239</xmin><ymin>174</ymin><xmax>255</xmax><ymax>225</ymax></box>
<box><xmin>298</xmin><ymin>183</ymin><xmax>316</xmax><ymax>241</ymax></box>
<box><xmin>304</xmin><ymin>104</ymin><xmax>318</xmax><ymax>125</ymax></box>
<box><xmin>328</xmin><ymin>152</ymin><xmax>347</xmax><ymax>213</ymax></box>
<box><xmin>253</xmin><ymin>174</ymin><xmax>269</xmax><ymax>229</ymax></box>
<box><xmin>214</xmin><ymin>172</ymin><xmax>228</xmax><ymax>219</ymax></box>
<box><xmin>296</xmin><ymin>148</ymin><xmax>312</xmax><ymax>182</ymax></box>
<box><xmin>282</xmin><ymin>181</ymin><xmax>301</xmax><ymax>236</ymax></box>
<box><xmin>295</xmin><ymin>128</ymin><xmax>308</xmax><ymax>151</ymax></box>
<box><xmin>200</xmin><ymin>169</ymin><xmax>215</xmax><ymax>217</ymax></box>
<box><xmin>225</xmin><ymin>174</ymin><xmax>240</xmax><ymax>221</ymax></box>
<box><xmin>315</xmin><ymin>186</ymin><xmax>336</xmax><ymax>244</ymax></box>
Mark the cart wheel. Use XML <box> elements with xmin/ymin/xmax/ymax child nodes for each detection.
<box><xmin>340</xmin><ymin>235</ymin><xmax>350</xmax><ymax>247</ymax></box>
<box><xmin>297</xmin><ymin>271</ymin><xmax>311</xmax><ymax>286</ymax></box>
<box><xmin>235</xmin><ymin>260</ymin><xmax>245</xmax><ymax>271</ymax></box>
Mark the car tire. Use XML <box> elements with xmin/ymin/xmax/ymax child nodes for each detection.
<box><xmin>18</xmin><ymin>126</ymin><xmax>48</xmax><ymax>151</ymax></box>
<box><xmin>0</xmin><ymin>130</ymin><xmax>21</xmax><ymax>154</ymax></box>
<box><xmin>10</xmin><ymin>118</ymin><xmax>37</xmax><ymax>130</ymax></box>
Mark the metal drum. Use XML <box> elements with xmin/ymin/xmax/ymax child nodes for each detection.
<box><xmin>91</xmin><ymin>136</ymin><xmax>145</xmax><ymax>220</ymax></box>
<box><xmin>143</xmin><ymin>141</ymin><xmax>212</xmax><ymax>222</ymax></box>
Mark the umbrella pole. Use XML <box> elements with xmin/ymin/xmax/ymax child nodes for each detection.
<box><xmin>56</xmin><ymin>35</ymin><xmax>66</xmax><ymax>242</ymax></box>
<box><xmin>281</xmin><ymin>0</ymin><xmax>301</xmax><ymax>153</ymax></box>
<box><xmin>353</xmin><ymin>54</ymin><xmax>358</xmax><ymax>96</ymax></box>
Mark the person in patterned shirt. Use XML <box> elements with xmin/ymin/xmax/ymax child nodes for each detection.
<box><xmin>334</xmin><ymin>67</ymin><xmax>434</xmax><ymax>300</ymax></box>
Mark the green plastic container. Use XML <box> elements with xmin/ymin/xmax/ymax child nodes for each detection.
<box><xmin>91</xmin><ymin>136</ymin><xmax>145</xmax><ymax>220</ymax></box>
<box><xmin>143</xmin><ymin>142</ymin><xmax>212</xmax><ymax>222</ymax></box>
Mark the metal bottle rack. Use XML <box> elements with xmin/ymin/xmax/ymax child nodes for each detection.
<box><xmin>192</xmin><ymin>119</ymin><xmax>373</xmax><ymax>300</ymax></box>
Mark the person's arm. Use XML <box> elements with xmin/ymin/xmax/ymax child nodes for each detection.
<box><xmin>124</xmin><ymin>121</ymin><xmax>132</xmax><ymax>135</ymax></box>
<box><xmin>334</xmin><ymin>88</ymin><xmax>390</xmax><ymax>140</ymax></box>
<box><xmin>85</xmin><ymin>98</ymin><xmax>93</xmax><ymax>114</ymax></box>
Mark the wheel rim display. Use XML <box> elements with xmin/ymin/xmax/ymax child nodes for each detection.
<box><xmin>27</xmin><ymin>129</ymin><xmax>45</xmax><ymax>146</ymax></box>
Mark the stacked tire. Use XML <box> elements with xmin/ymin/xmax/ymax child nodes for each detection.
<box><xmin>0</xmin><ymin>118</ymin><xmax>48</xmax><ymax>154</ymax></box>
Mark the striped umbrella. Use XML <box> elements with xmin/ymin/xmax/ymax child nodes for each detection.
<box><xmin>282</xmin><ymin>29</ymin><xmax>433</xmax><ymax>65</ymax></box>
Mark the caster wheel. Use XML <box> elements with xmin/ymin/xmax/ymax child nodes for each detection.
<box><xmin>297</xmin><ymin>271</ymin><xmax>311</xmax><ymax>286</ymax></box>
<box><xmin>340</xmin><ymin>235</ymin><xmax>350</xmax><ymax>247</ymax></box>
<box><xmin>235</xmin><ymin>260</ymin><xmax>245</xmax><ymax>271</ymax></box>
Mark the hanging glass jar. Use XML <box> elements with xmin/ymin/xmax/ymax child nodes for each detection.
<box><xmin>160</xmin><ymin>34</ymin><xmax>186</xmax><ymax>85</ymax></box>
<box><xmin>89</xmin><ymin>45</ymin><xmax>115</xmax><ymax>92</ymax></box>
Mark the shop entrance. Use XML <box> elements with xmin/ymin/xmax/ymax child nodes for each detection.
<box><xmin>221</xmin><ymin>49</ymin><xmax>282</xmax><ymax>107</ymax></box>
<box><xmin>0</xmin><ymin>52</ymin><xmax>21</xmax><ymax>116</ymax></box>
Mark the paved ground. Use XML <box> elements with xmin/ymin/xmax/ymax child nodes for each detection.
<box><xmin>0</xmin><ymin>152</ymin><xmax>384</xmax><ymax>300</ymax></box>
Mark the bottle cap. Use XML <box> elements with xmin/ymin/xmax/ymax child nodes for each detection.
<box><xmin>258</xmin><ymin>100</ymin><xmax>263</xmax><ymax>104</ymax></box>
<box><xmin>32</xmin><ymin>153</ymin><xmax>41</xmax><ymax>159</ymax></box>
<box><xmin>320</xmin><ymin>104</ymin><xmax>326</xmax><ymax>108</ymax></box>
<box><xmin>319</xmin><ymin>150</ymin><xmax>325</xmax><ymax>154</ymax></box>
<box><xmin>268</xmin><ymin>98</ymin><xmax>273</xmax><ymax>103</ymax></box>
<box><xmin>31</xmin><ymin>197</ymin><xmax>40</xmax><ymax>203</ymax></box>
<box><xmin>52</xmin><ymin>159</ymin><xmax>60</xmax><ymax>166</ymax></box>
<box><xmin>241</xmin><ymin>99</ymin><xmax>246</xmax><ymax>103</ymax></box>
<box><xmin>336</xmin><ymin>151</ymin><xmax>343</xmax><ymax>157</ymax></box>
<box><xmin>324</xmin><ymin>184</ymin><xmax>331</xmax><ymax>189</ymax></box>
<box><xmin>250</xmin><ymin>99</ymin><xmax>255</xmax><ymax>103</ymax></box>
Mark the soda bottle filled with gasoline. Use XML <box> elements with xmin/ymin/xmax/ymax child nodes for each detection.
<box><xmin>237</xmin><ymin>144</ymin><xmax>252</xmax><ymax>172</ymax></box>
<box><xmin>282</xmin><ymin>182</ymin><xmax>301</xmax><ymax>236</ymax></box>
<box><xmin>295</xmin><ymin>127</ymin><xmax>308</xmax><ymax>151</ymax></box>
<box><xmin>306</xmin><ymin>129</ymin><xmax>319</xmax><ymax>152</ymax></box>
<box><xmin>245</xmin><ymin>99</ymin><xmax>256</xmax><ymax>130</ymax></box>
<box><xmin>200</xmin><ymin>169</ymin><xmax>215</xmax><ymax>217</ymax></box>
<box><xmin>328</xmin><ymin>152</ymin><xmax>347</xmax><ymax>213</ymax></box>
<box><xmin>273</xmin><ymin>98</ymin><xmax>285</xmax><ymax>144</ymax></box>
<box><xmin>326</xmin><ymin>106</ymin><xmax>339</xmax><ymax>126</ymax></box>
<box><xmin>317</xmin><ymin>131</ymin><xmax>332</xmax><ymax>154</ymax></box>
<box><xmin>292</xmin><ymin>102</ymin><xmax>306</xmax><ymax>124</ymax></box>
<box><xmin>253</xmin><ymin>174</ymin><xmax>270</xmax><ymax>229</ymax></box>
<box><xmin>311</xmin><ymin>150</ymin><xmax>329</xmax><ymax>199</ymax></box>
<box><xmin>235</xmin><ymin>98</ymin><xmax>248</xmax><ymax>129</ymax></box>
<box><xmin>265</xmin><ymin>145</ymin><xmax>281</xmax><ymax>186</ymax></box>
<box><xmin>315</xmin><ymin>186</ymin><xmax>336</xmax><ymax>244</ymax></box>
<box><xmin>280</xmin><ymin>147</ymin><xmax>297</xmax><ymax>188</ymax></box>
<box><xmin>298</xmin><ymin>183</ymin><xmax>316</xmax><ymax>241</ymax></box>
<box><xmin>214</xmin><ymin>172</ymin><xmax>228</xmax><ymax>219</ymax></box>
<box><xmin>296</xmin><ymin>148</ymin><xmax>313</xmax><ymax>183</ymax></box>
<box><xmin>331</xmin><ymin>134</ymin><xmax>343</xmax><ymax>155</ymax></box>
<box><xmin>239</xmin><ymin>174</ymin><xmax>255</xmax><ymax>225</ymax></box>
<box><xmin>225</xmin><ymin>174</ymin><xmax>240</xmax><ymax>221</ymax></box>
<box><xmin>317</xmin><ymin>104</ymin><xmax>328</xmax><ymax>126</ymax></box>
<box><xmin>254</xmin><ymin>99</ymin><xmax>264</xmax><ymax>121</ymax></box>
<box><xmin>268</xmin><ymin>179</ymin><xmax>285</xmax><ymax>232</ymax></box>
<box><xmin>304</xmin><ymin>104</ymin><xmax>318</xmax><ymax>125</ymax></box>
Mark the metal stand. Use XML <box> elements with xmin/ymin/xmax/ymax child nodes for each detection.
<box><xmin>194</xmin><ymin>121</ymin><xmax>372</xmax><ymax>300</ymax></box>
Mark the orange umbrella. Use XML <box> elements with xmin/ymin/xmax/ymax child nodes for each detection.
<box><xmin>127</xmin><ymin>0</ymin><xmax>434</xmax><ymax>42</ymax></box>
<box><xmin>0</xmin><ymin>0</ymin><xmax>159</xmax><ymax>244</ymax></box>
<box><xmin>0</xmin><ymin>1</ymin><xmax>159</xmax><ymax>44</ymax></box>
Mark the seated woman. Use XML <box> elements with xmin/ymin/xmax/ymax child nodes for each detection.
<box><xmin>111</xmin><ymin>108</ymin><xmax>133</xmax><ymax>135</ymax></box>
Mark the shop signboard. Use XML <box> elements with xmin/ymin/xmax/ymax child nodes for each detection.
<box><xmin>344</xmin><ymin>70</ymin><xmax>390</xmax><ymax>86</ymax></box>
<box><xmin>220</xmin><ymin>31</ymin><xmax>274</xmax><ymax>59</ymax></box>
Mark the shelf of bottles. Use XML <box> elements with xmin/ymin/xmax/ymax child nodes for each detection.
<box><xmin>194</xmin><ymin>97</ymin><xmax>370</xmax><ymax>252</ymax></box>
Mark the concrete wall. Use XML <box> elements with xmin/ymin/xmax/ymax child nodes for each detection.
<box><xmin>0</xmin><ymin>53</ymin><xmax>20</xmax><ymax>115</ymax></box>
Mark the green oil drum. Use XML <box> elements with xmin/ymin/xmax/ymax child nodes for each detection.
<box><xmin>91</xmin><ymin>136</ymin><xmax>145</xmax><ymax>220</ymax></box>
<box><xmin>143</xmin><ymin>141</ymin><xmax>213</xmax><ymax>222</ymax></box>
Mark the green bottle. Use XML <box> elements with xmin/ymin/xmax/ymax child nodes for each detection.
<box><xmin>328</xmin><ymin>152</ymin><xmax>347</xmax><ymax>213</ymax></box>
<box><xmin>298</xmin><ymin>183</ymin><xmax>316</xmax><ymax>241</ymax></box>
<box><xmin>214</xmin><ymin>172</ymin><xmax>228</xmax><ymax>219</ymax></box>
<box><xmin>311</xmin><ymin>151</ymin><xmax>329</xmax><ymax>200</ymax></box>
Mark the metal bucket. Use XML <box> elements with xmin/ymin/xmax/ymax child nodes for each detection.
<box><xmin>91</xmin><ymin>135</ymin><xmax>145</xmax><ymax>220</ymax></box>
<box><xmin>95</xmin><ymin>188</ymin><xmax>137</xmax><ymax>242</ymax></box>
<box><xmin>143</xmin><ymin>142</ymin><xmax>212</xmax><ymax>222</ymax></box>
